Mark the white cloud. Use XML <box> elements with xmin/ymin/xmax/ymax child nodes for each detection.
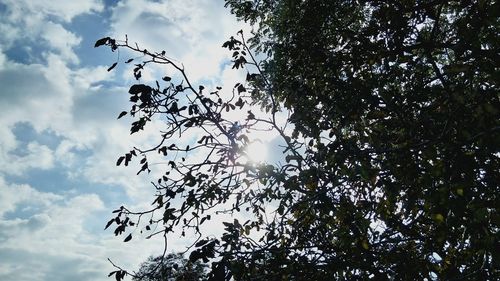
<box><xmin>1</xmin><ymin>0</ymin><xmax>104</xmax><ymax>23</ymax></box>
<box><xmin>110</xmin><ymin>0</ymin><xmax>245</xmax><ymax>82</ymax></box>
<box><xmin>0</xmin><ymin>56</ymin><xmax>72</xmax><ymax>132</ymax></box>
<box><xmin>0</xmin><ymin>177</ymin><xmax>62</xmax><ymax>217</ymax></box>
<box><xmin>41</xmin><ymin>22</ymin><xmax>82</xmax><ymax>63</ymax></box>
<box><xmin>0</xmin><ymin>0</ymin><xmax>102</xmax><ymax>65</ymax></box>
<box><xmin>0</xmin><ymin>142</ymin><xmax>55</xmax><ymax>176</ymax></box>
<box><xmin>0</xmin><ymin>176</ymin><xmax>177</xmax><ymax>280</ymax></box>
<box><xmin>0</xmin><ymin>177</ymin><xmax>113</xmax><ymax>281</ymax></box>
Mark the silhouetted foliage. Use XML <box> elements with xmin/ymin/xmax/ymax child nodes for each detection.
<box><xmin>133</xmin><ymin>254</ymin><xmax>207</xmax><ymax>281</ymax></box>
<box><xmin>97</xmin><ymin>1</ymin><xmax>499</xmax><ymax>280</ymax></box>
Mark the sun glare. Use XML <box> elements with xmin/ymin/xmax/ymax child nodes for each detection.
<box><xmin>245</xmin><ymin>141</ymin><xmax>268</xmax><ymax>163</ymax></box>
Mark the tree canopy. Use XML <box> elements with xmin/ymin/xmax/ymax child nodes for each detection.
<box><xmin>98</xmin><ymin>1</ymin><xmax>499</xmax><ymax>280</ymax></box>
<box><xmin>132</xmin><ymin>253</ymin><xmax>207</xmax><ymax>281</ymax></box>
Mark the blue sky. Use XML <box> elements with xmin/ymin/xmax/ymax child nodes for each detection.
<box><xmin>0</xmin><ymin>1</ymin><xmax>253</xmax><ymax>280</ymax></box>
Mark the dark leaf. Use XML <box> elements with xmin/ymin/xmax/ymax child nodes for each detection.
<box><xmin>123</xmin><ymin>233</ymin><xmax>132</xmax><ymax>242</ymax></box>
<box><xmin>114</xmin><ymin>225</ymin><xmax>125</xmax><ymax>236</ymax></box>
<box><xmin>195</xmin><ymin>239</ymin><xmax>209</xmax><ymax>247</ymax></box>
<box><xmin>116</xmin><ymin>156</ymin><xmax>125</xmax><ymax>166</ymax></box>
<box><xmin>115</xmin><ymin>270</ymin><xmax>125</xmax><ymax>281</ymax></box>
<box><xmin>129</xmin><ymin>84</ymin><xmax>151</xmax><ymax>95</ymax></box>
<box><xmin>94</xmin><ymin>37</ymin><xmax>110</xmax><ymax>48</ymax></box>
<box><xmin>237</xmin><ymin>84</ymin><xmax>246</xmax><ymax>93</ymax></box>
<box><xmin>189</xmin><ymin>250</ymin><xmax>201</xmax><ymax>262</ymax></box>
<box><xmin>107</xmin><ymin>62</ymin><xmax>118</xmax><ymax>72</ymax></box>
<box><xmin>104</xmin><ymin>219</ymin><xmax>114</xmax><ymax>230</ymax></box>
<box><xmin>117</xmin><ymin>111</ymin><xmax>127</xmax><ymax>119</ymax></box>
<box><xmin>134</xmin><ymin>71</ymin><xmax>141</xmax><ymax>80</ymax></box>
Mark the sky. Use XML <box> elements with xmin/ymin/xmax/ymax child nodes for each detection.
<box><xmin>0</xmin><ymin>1</ymin><xmax>255</xmax><ymax>280</ymax></box>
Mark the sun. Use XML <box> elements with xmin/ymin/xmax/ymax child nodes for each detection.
<box><xmin>245</xmin><ymin>141</ymin><xmax>268</xmax><ymax>163</ymax></box>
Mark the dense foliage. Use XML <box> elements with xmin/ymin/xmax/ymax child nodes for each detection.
<box><xmin>98</xmin><ymin>0</ymin><xmax>499</xmax><ymax>280</ymax></box>
<box><xmin>132</xmin><ymin>254</ymin><xmax>207</xmax><ymax>281</ymax></box>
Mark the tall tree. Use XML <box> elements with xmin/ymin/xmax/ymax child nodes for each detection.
<box><xmin>98</xmin><ymin>1</ymin><xmax>499</xmax><ymax>280</ymax></box>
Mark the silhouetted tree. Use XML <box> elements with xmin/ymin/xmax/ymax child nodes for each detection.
<box><xmin>98</xmin><ymin>1</ymin><xmax>499</xmax><ymax>280</ymax></box>
<box><xmin>133</xmin><ymin>254</ymin><xmax>207</xmax><ymax>281</ymax></box>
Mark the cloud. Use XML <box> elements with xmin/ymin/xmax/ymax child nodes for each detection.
<box><xmin>0</xmin><ymin>177</ymin><xmax>62</xmax><ymax>217</ymax></box>
<box><xmin>0</xmin><ymin>178</ymin><xmax>112</xmax><ymax>281</ymax></box>
<box><xmin>0</xmin><ymin>0</ymin><xmax>103</xmax><ymax>65</ymax></box>
<box><xmin>110</xmin><ymin>0</ymin><xmax>245</xmax><ymax>82</ymax></box>
<box><xmin>0</xmin><ymin>0</ymin><xmax>263</xmax><ymax>280</ymax></box>
<box><xmin>41</xmin><ymin>22</ymin><xmax>82</xmax><ymax>63</ymax></box>
<box><xmin>0</xmin><ymin>248</ymin><xmax>108</xmax><ymax>281</ymax></box>
<box><xmin>1</xmin><ymin>0</ymin><xmax>104</xmax><ymax>23</ymax></box>
<box><xmin>0</xmin><ymin>0</ymin><xmax>157</xmax><ymax>276</ymax></box>
<box><xmin>0</xmin><ymin>142</ymin><xmax>55</xmax><ymax>176</ymax></box>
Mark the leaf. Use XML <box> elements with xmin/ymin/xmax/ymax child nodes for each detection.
<box><xmin>235</xmin><ymin>98</ymin><xmax>244</xmax><ymax>108</ymax></box>
<box><xmin>432</xmin><ymin>213</ymin><xmax>445</xmax><ymax>223</ymax></box>
<box><xmin>159</xmin><ymin>146</ymin><xmax>167</xmax><ymax>156</ymax></box>
<box><xmin>117</xmin><ymin>111</ymin><xmax>127</xmax><ymax>119</ymax></box>
<box><xmin>115</xmin><ymin>270</ymin><xmax>125</xmax><ymax>281</ymax></box>
<box><xmin>123</xmin><ymin>233</ymin><xmax>132</xmax><ymax>242</ymax></box>
<box><xmin>195</xmin><ymin>239</ymin><xmax>209</xmax><ymax>247</ymax></box>
<box><xmin>94</xmin><ymin>37</ymin><xmax>110</xmax><ymax>48</ymax></box>
<box><xmin>134</xmin><ymin>71</ymin><xmax>141</xmax><ymax>80</ymax></box>
<box><xmin>237</xmin><ymin>84</ymin><xmax>246</xmax><ymax>93</ymax></box>
<box><xmin>124</xmin><ymin>153</ymin><xmax>132</xmax><ymax>166</ymax></box>
<box><xmin>137</xmin><ymin>162</ymin><xmax>148</xmax><ymax>175</ymax></box>
<box><xmin>162</xmin><ymin>76</ymin><xmax>171</xmax><ymax>81</ymax></box>
<box><xmin>361</xmin><ymin>239</ymin><xmax>370</xmax><ymax>250</ymax></box>
<box><xmin>107</xmin><ymin>62</ymin><xmax>118</xmax><ymax>72</ymax></box>
<box><xmin>114</xmin><ymin>224</ymin><xmax>125</xmax><ymax>236</ymax></box>
<box><xmin>104</xmin><ymin>219</ymin><xmax>114</xmax><ymax>230</ymax></box>
<box><xmin>125</xmin><ymin>58</ymin><xmax>134</xmax><ymax>63</ymax></box>
<box><xmin>116</xmin><ymin>156</ymin><xmax>125</xmax><ymax>166</ymax></box>
<box><xmin>129</xmin><ymin>84</ymin><xmax>151</xmax><ymax>95</ymax></box>
<box><xmin>189</xmin><ymin>251</ymin><xmax>200</xmax><ymax>262</ymax></box>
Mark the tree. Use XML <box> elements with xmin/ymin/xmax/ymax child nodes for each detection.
<box><xmin>133</xmin><ymin>253</ymin><xmax>207</xmax><ymax>281</ymax></box>
<box><xmin>98</xmin><ymin>1</ymin><xmax>499</xmax><ymax>280</ymax></box>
